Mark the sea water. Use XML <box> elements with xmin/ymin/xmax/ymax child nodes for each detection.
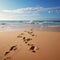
<box><xmin>0</xmin><ymin>20</ymin><xmax>60</xmax><ymax>32</ymax></box>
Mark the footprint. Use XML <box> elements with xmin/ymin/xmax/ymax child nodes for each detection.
<box><xmin>31</xmin><ymin>34</ymin><xmax>35</xmax><ymax>36</ymax></box>
<box><xmin>29</xmin><ymin>44</ymin><xmax>39</xmax><ymax>53</ymax></box>
<box><xmin>4</xmin><ymin>51</ymin><xmax>10</xmax><ymax>56</ymax></box>
<box><xmin>24</xmin><ymin>41</ymin><xmax>28</xmax><ymax>44</ymax></box>
<box><xmin>30</xmin><ymin>45</ymin><xmax>35</xmax><ymax>50</ymax></box>
<box><xmin>9</xmin><ymin>45</ymin><xmax>17</xmax><ymax>51</ymax></box>
<box><xmin>4</xmin><ymin>57</ymin><xmax>11</xmax><ymax>60</ymax></box>
<box><xmin>17</xmin><ymin>35</ymin><xmax>22</xmax><ymax>38</ymax></box>
<box><xmin>23</xmin><ymin>37</ymin><xmax>26</xmax><ymax>40</ymax></box>
<box><xmin>20</xmin><ymin>33</ymin><xmax>24</xmax><ymax>35</ymax></box>
<box><xmin>26</xmin><ymin>38</ymin><xmax>32</xmax><ymax>41</ymax></box>
<box><xmin>32</xmin><ymin>50</ymin><xmax>36</xmax><ymax>53</ymax></box>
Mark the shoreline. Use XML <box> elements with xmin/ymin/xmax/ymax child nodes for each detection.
<box><xmin>0</xmin><ymin>24</ymin><xmax>60</xmax><ymax>32</ymax></box>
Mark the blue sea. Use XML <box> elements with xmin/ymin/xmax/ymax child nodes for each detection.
<box><xmin>0</xmin><ymin>20</ymin><xmax>60</xmax><ymax>32</ymax></box>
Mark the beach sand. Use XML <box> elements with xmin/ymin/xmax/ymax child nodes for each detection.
<box><xmin>0</xmin><ymin>30</ymin><xmax>60</xmax><ymax>60</ymax></box>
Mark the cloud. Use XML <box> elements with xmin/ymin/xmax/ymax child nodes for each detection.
<box><xmin>0</xmin><ymin>6</ymin><xmax>60</xmax><ymax>20</ymax></box>
<box><xmin>1</xmin><ymin>7</ymin><xmax>60</xmax><ymax>14</ymax></box>
<box><xmin>47</xmin><ymin>7</ymin><xmax>60</xmax><ymax>14</ymax></box>
<box><xmin>1</xmin><ymin>7</ymin><xmax>44</xmax><ymax>14</ymax></box>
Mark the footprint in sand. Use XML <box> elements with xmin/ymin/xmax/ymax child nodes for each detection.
<box><xmin>4</xmin><ymin>51</ymin><xmax>10</xmax><ymax>56</ymax></box>
<box><xmin>27</xmin><ymin>44</ymin><xmax>39</xmax><ymax>53</ymax></box>
<box><xmin>23</xmin><ymin>37</ymin><xmax>32</xmax><ymax>44</ymax></box>
<box><xmin>23</xmin><ymin>37</ymin><xmax>26</xmax><ymax>40</ymax></box>
<box><xmin>20</xmin><ymin>33</ymin><xmax>24</xmax><ymax>35</ymax></box>
<box><xmin>31</xmin><ymin>34</ymin><xmax>35</xmax><ymax>36</ymax></box>
<box><xmin>17</xmin><ymin>35</ymin><xmax>22</xmax><ymax>38</ymax></box>
<box><xmin>4</xmin><ymin>45</ymin><xmax>17</xmax><ymax>57</ymax></box>
<box><xmin>9</xmin><ymin>45</ymin><xmax>17</xmax><ymax>51</ymax></box>
<box><xmin>3</xmin><ymin>57</ymin><xmax>12</xmax><ymax>60</ymax></box>
<box><xmin>25</xmin><ymin>30</ymin><xmax>35</xmax><ymax>37</ymax></box>
<box><xmin>26</xmin><ymin>38</ymin><xmax>32</xmax><ymax>41</ymax></box>
<box><xmin>23</xmin><ymin>37</ymin><xmax>32</xmax><ymax>41</ymax></box>
<box><xmin>17</xmin><ymin>32</ymin><xmax>25</xmax><ymax>38</ymax></box>
<box><xmin>4</xmin><ymin>45</ymin><xmax>17</xmax><ymax>60</ymax></box>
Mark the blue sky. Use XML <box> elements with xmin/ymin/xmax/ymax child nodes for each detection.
<box><xmin>0</xmin><ymin>0</ymin><xmax>60</xmax><ymax>20</ymax></box>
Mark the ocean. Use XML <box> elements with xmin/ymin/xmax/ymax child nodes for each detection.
<box><xmin>0</xmin><ymin>20</ymin><xmax>60</xmax><ymax>32</ymax></box>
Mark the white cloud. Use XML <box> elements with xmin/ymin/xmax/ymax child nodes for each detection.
<box><xmin>0</xmin><ymin>6</ymin><xmax>60</xmax><ymax>20</ymax></box>
<box><xmin>2</xmin><ymin>7</ymin><xmax>44</xmax><ymax>14</ymax></box>
<box><xmin>47</xmin><ymin>7</ymin><xmax>60</xmax><ymax>14</ymax></box>
<box><xmin>1</xmin><ymin>7</ymin><xmax>60</xmax><ymax>14</ymax></box>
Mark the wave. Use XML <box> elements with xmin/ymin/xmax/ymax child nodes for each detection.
<box><xmin>0</xmin><ymin>20</ymin><xmax>60</xmax><ymax>32</ymax></box>
<box><xmin>0</xmin><ymin>20</ymin><xmax>60</xmax><ymax>25</ymax></box>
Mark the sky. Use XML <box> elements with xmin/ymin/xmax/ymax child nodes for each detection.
<box><xmin>0</xmin><ymin>0</ymin><xmax>60</xmax><ymax>20</ymax></box>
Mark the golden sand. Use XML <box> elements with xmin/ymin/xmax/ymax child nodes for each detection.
<box><xmin>0</xmin><ymin>30</ymin><xmax>60</xmax><ymax>60</ymax></box>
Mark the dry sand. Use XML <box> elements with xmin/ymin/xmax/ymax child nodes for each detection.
<box><xmin>0</xmin><ymin>30</ymin><xmax>60</xmax><ymax>60</ymax></box>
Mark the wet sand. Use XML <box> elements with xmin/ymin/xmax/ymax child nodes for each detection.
<box><xmin>0</xmin><ymin>30</ymin><xmax>60</xmax><ymax>60</ymax></box>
